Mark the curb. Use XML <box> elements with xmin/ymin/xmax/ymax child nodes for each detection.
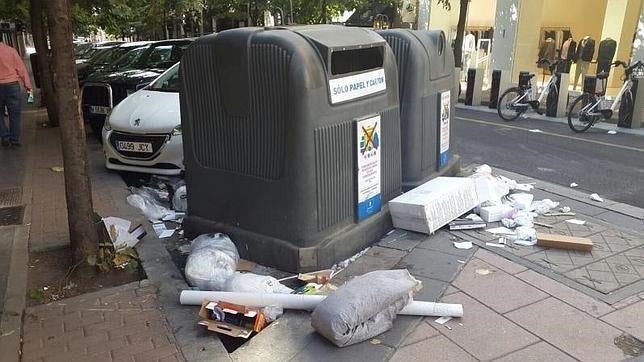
<box><xmin>456</xmin><ymin>104</ymin><xmax>644</xmax><ymax>137</ymax></box>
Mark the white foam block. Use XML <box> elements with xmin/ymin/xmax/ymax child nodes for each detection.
<box><xmin>389</xmin><ymin>177</ymin><xmax>479</xmax><ymax>234</ymax></box>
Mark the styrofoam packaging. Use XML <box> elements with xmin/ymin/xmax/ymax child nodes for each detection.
<box><xmin>479</xmin><ymin>204</ymin><xmax>514</xmax><ymax>222</ymax></box>
<box><xmin>389</xmin><ymin>177</ymin><xmax>479</xmax><ymax>234</ymax></box>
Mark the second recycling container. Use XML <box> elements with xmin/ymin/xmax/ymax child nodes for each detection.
<box><xmin>180</xmin><ymin>25</ymin><xmax>402</xmax><ymax>272</ymax></box>
<box><xmin>377</xmin><ymin>29</ymin><xmax>458</xmax><ymax>190</ymax></box>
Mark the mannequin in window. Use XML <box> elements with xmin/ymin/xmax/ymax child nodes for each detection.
<box><xmin>573</xmin><ymin>36</ymin><xmax>595</xmax><ymax>90</ymax></box>
<box><xmin>559</xmin><ymin>35</ymin><xmax>577</xmax><ymax>73</ymax></box>
<box><xmin>462</xmin><ymin>31</ymin><xmax>476</xmax><ymax>78</ymax></box>
<box><xmin>596</xmin><ymin>37</ymin><xmax>617</xmax><ymax>75</ymax></box>
<box><xmin>538</xmin><ymin>37</ymin><xmax>556</xmax><ymax>70</ymax></box>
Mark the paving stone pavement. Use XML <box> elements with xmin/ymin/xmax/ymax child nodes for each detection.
<box><xmin>21</xmin><ymin>281</ymin><xmax>184</xmax><ymax>362</ymax></box>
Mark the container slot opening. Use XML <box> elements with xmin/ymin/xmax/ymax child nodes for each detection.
<box><xmin>331</xmin><ymin>47</ymin><xmax>384</xmax><ymax>76</ymax></box>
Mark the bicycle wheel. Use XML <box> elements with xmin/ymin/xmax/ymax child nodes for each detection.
<box><xmin>497</xmin><ymin>87</ymin><xmax>525</xmax><ymax>121</ymax></box>
<box><xmin>617</xmin><ymin>90</ymin><xmax>633</xmax><ymax>128</ymax></box>
<box><xmin>567</xmin><ymin>93</ymin><xmax>598</xmax><ymax>133</ymax></box>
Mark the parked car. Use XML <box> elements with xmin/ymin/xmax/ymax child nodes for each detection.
<box><xmin>102</xmin><ymin>63</ymin><xmax>183</xmax><ymax>175</ymax></box>
<box><xmin>75</xmin><ymin>41</ymin><xmax>123</xmax><ymax>64</ymax></box>
<box><xmin>77</xmin><ymin>41</ymin><xmax>153</xmax><ymax>83</ymax></box>
<box><xmin>82</xmin><ymin>38</ymin><xmax>193</xmax><ymax>136</ymax></box>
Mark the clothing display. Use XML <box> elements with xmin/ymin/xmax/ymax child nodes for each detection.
<box><xmin>574</xmin><ymin>36</ymin><xmax>595</xmax><ymax>62</ymax></box>
<box><xmin>596</xmin><ymin>37</ymin><xmax>617</xmax><ymax>74</ymax></box>
<box><xmin>560</xmin><ymin>38</ymin><xmax>577</xmax><ymax>61</ymax></box>
<box><xmin>462</xmin><ymin>33</ymin><xmax>476</xmax><ymax>77</ymax></box>
<box><xmin>538</xmin><ymin>37</ymin><xmax>556</xmax><ymax>64</ymax></box>
<box><xmin>573</xmin><ymin>61</ymin><xmax>590</xmax><ymax>90</ymax></box>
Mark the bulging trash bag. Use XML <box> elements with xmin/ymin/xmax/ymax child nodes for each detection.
<box><xmin>172</xmin><ymin>185</ymin><xmax>187</xmax><ymax>212</ymax></box>
<box><xmin>225</xmin><ymin>272</ymin><xmax>293</xmax><ymax>294</ymax></box>
<box><xmin>311</xmin><ymin>269</ymin><xmax>420</xmax><ymax>347</ymax></box>
<box><xmin>185</xmin><ymin>233</ymin><xmax>239</xmax><ymax>291</ymax></box>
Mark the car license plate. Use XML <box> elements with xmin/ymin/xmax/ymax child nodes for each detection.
<box><xmin>90</xmin><ymin>105</ymin><xmax>110</xmax><ymax>115</ymax></box>
<box><xmin>116</xmin><ymin>141</ymin><xmax>153</xmax><ymax>153</ymax></box>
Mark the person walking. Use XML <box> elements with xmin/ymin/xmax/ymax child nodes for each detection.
<box><xmin>0</xmin><ymin>38</ymin><xmax>32</xmax><ymax>148</ymax></box>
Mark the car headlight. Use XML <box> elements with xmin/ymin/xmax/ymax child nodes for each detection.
<box><xmin>103</xmin><ymin>110</ymin><xmax>112</xmax><ymax>131</ymax></box>
<box><xmin>171</xmin><ymin>125</ymin><xmax>182</xmax><ymax>136</ymax></box>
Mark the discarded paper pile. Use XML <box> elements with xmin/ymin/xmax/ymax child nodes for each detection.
<box><xmin>180</xmin><ymin>232</ymin><xmax>464</xmax><ymax>346</ymax></box>
<box><xmin>389</xmin><ymin>165</ymin><xmax>593</xmax><ymax>252</ymax></box>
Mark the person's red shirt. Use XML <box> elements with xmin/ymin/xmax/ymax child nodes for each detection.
<box><xmin>0</xmin><ymin>42</ymin><xmax>32</xmax><ymax>91</ymax></box>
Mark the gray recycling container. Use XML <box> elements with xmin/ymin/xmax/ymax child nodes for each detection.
<box><xmin>180</xmin><ymin>25</ymin><xmax>402</xmax><ymax>272</ymax></box>
<box><xmin>377</xmin><ymin>29</ymin><xmax>458</xmax><ymax>190</ymax></box>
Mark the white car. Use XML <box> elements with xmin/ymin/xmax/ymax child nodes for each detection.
<box><xmin>102</xmin><ymin>63</ymin><xmax>183</xmax><ymax>175</ymax></box>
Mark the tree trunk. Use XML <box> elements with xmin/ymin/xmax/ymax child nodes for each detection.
<box><xmin>44</xmin><ymin>0</ymin><xmax>98</xmax><ymax>265</ymax></box>
<box><xmin>453</xmin><ymin>0</ymin><xmax>470</xmax><ymax>68</ymax></box>
<box><xmin>30</xmin><ymin>0</ymin><xmax>59</xmax><ymax>126</ymax></box>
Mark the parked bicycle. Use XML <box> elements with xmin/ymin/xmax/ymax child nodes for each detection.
<box><xmin>497</xmin><ymin>59</ymin><xmax>561</xmax><ymax>121</ymax></box>
<box><xmin>567</xmin><ymin>60</ymin><xmax>644</xmax><ymax>133</ymax></box>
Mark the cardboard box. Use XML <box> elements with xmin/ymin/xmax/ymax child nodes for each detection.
<box><xmin>537</xmin><ymin>233</ymin><xmax>593</xmax><ymax>252</ymax></box>
<box><xmin>198</xmin><ymin>300</ymin><xmax>267</xmax><ymax>339</ymax></box>
<box><xmin>479</xmin><ymin>204</ymin><xmax>514</xmax><ymax>222</ymax></box>
<box><xmin>389</xmin><ymin>177</ymin><xmax>479</xmax><ymax>234</ymax></box>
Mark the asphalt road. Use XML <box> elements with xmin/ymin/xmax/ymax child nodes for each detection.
<box><xmin>452</xmin><ymin>107</ymin><xmax>644</xmax><ymax>208</ymax></box>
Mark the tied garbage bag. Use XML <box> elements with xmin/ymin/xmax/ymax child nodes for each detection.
<box><xmin>172</xmin><ymin>185</ymin><xmax>187</xmax><ymax>212</ymax></box>
<box><xmin>225</xmin><ymin>272</ymin><xmax>293</xmax><ymax>294</ymax></box>
<box><xmin>185</xmin><ymin>233</ymin><xmax>239</xmax><ymax>291</ymax></box>
<box><xmin>514</xmin><ymin>226</ymin><xmax>538</xmax><ymax>246</ymax></box>
<box><xmin>311</xmin><ymin>270</ymin><xmax>420</xmax><ymax>347</ymax></box>
<box><xmin>529</xmin><ymin>199</ymin><xmax>560</xmax><ymax>214</ymax></box>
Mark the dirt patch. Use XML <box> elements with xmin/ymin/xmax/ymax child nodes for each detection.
<box><xmin>614</xmin><ymin>333</ymin><xmax>644</xmax><ymax>357</ymax></box>
<box><xmin>26</xmin><ymin>247</ymin><xmax>145</xmax><ymax>306</ymax></box>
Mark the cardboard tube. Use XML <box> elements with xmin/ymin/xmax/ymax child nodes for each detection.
<box><xmin>179</xmin><ymin>290</ymin><xmax>463</xmax><ymax>317</ymax></box>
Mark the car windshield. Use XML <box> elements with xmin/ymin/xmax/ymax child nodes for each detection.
<box><xmin>91</xmin><ymin>47</ymin><xmax>130</xmax><ymax>66</ymax></box>
<box><xmin>135</xmin><ymin>43</ymin><xmax>189</xmax><ymax>70</ymax></box>
<box><xmin>148</xmin><ymin>63</ymin><xmax>180</xmax><ymax>92</ymax></box>
<box><xmin>111</xmin><ymin>46</ymin><xmax>147</xmax><ymax>70</ymax></box>
<box><xmin>87</xmin><ymin>48</ymin><xmax>114</xmax><ymax>65</ymax></box>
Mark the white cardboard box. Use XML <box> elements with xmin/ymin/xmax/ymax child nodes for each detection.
<box><xmin>389</xmin><ymin>177</ymin><xmax>479</xmax><ymax>234</ymax></box>
<box><xmin>479</xmin><ymin>204</ymin><xmax>514</xmax><ymax>222</ymax></box>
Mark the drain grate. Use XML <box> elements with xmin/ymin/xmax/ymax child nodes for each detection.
<box><xmin>0</xmin><ymin>206</ymin><xmax>24</xmax><ymax>226</ymax></box>
<box><xmin>0</xmin><ymin>187</ymin><xmax>22</xmax><ymax>208</ymax></box>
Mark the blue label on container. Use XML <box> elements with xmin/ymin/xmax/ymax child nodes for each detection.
<box><xmin>358</xmin><ymin>194</ymin><xmax>382</xmax><ymax>221</ymax></box>
<box><xmin>439</xmin><ymin>150</ymin><xmax>449</xmax><ymax>168</ymax></box>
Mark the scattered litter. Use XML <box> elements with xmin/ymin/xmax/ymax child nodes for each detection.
<box><xmin>434</xmin><ymin>316</ymin><xmax>452</xmax><ymax>325</ymax></box>
<box><xmin>389</xmin><ymin>177</ymin><xmax>479</xmax><ymax>234</ymax></box>
<box><xmin>370</xmin><ymin>338</ymin><xmax>382</xmax><ymax>345</ymax></box>
<box><xmin>565</xmin><ymin>219</ymin><xmax>587</xmax><ymax>225</ymax></box>
<box><xmin>485</xmin><ymin>242</ymin><xmax>505</xmax><ymax>248</ymax></box>
<box><xmin>475</xmin><ymin>269</ymin><xmax>490</xmax><ymax>275</ymax></box>
<box><xmin>560</xmin><ymin>206</ymin><xmax>572</xmax><ymax>213</ymax></box>
<box><xmin>152</xmin><ymin>222</ymin><xmax>176</xmax><ymax>238</ymax></box>
<box><xmin>102</xmin><ymin>217</ymin><xmax>145</xmax><ymax>250</ymax></box>
<box><xmin>185</xmin><ymin>233</ymin><xmax>240</xmax><ymax>291</ymax></box>
<box><xmin>198</xmin><ymin>300</ymin><xmax>267</xmax><ymax>339</ymax></box>
<box><xmin>501</xmin><ymin>211</ymin><xmax>534</xmax><ymax>228</ymax></box>
<box><xmin>514</xmin><ymin>226</ymin><xmax>537</xmax><ymax>245</ymax></box>
<box><xmin>529</xmin><ymin>199</ymin><xmax>560</xmax><ymax>214</ymax></box>
<box><xmin>485</xmin><ymin>227</ymin><xmax>515</xmax><ymax>235</ymax></box>
<box><xmin>43</xmin><ymin>286</ymin><xmax>49</xmax><ymax>291</ymax></box>
<box><xmin>177</xmin><ymin>244</ymin><xmax>192</xmax><ymax>254</ymax></box>
<box><xmin>331</xmin><ymin>247</ymin><xmax>370</xmax><ymax>276</ymax></box>
<box><xmin>504</xmin><ymin>193</ymin><xmax>534</xmax><ymax>211</ymax></box>
<box><xmin>528</xmin><ymin>129</ymin><xmax>543</xmax><ymax>133</ymax></box>
<box><xmin>533</xmin><ymin>221</ymin><xmax>553</xmax><ymax>228</ymax></box>
<box><xmin>262</xmin><ymin>305</ymin><xmax>284</xmax><ymax>322</ymax></box>
<box><xmin>236</xmin><ymin>259</ymin><xmax>257</xmax><ymax>272</ymax></box>
<box><xmin>449</xmin><ymin>214</ymin><xmax>486</xmax><ymax>230</ymax></box>
<box><xmin>590</xmin><ymin>193</ymin><xmax>604</xmax><ymax>202</ymax></box>
<box><xmin>537</xmin><ymin>233</ymin><xmax>593</xmax><ymax>251</ymax></box>
<box><xmin>162</xmin><ymin>211</ymin><xmax>185</xmax><ymax>222</ymax></box>
<box><xmin>570</xmin><ymin>183</ymin><xmax>578</xmax><ymax>188</ymax></box>
<box><xmin>50</xmin><ymin>166</ymin><xmax>64</xmax><ymax>172</ymax></box>
<box><xmin>471</xmin><ymin>165</ymin><xmax>510</xmax><ymax>206</ymax></box>
<box><xmin>498</xmin><ymin>237</ymin><xmax>507</xmax><ymax>244</ymax></box>
<box><xmin>172</xmin><ymin>185</ymin><xmax>187</xmax><ymax>212</ymax></box>
<box><xmin>544</xmin><ymin>212</ymin><xmax>576</xmax><ymax>217</ymax></box>
<box><xmin>444</xmin><ymin>324</ymin><xmax>453</xmax><ymax>330</ymax></box>
<box><xmin>607</xmin><ymin>130</ymin><xmax>617</xmax><ymax>134</ymax></box>
<box><xmin>126</xmin><ymin>193</ymin><xmax>172</xmax><ymax>221</ymax></box>
<box><xmin>453</xmin><ymin>241</ymin><xmax>473</xmax><ymax>250</ymax></box>
<box><xmin>457</xmin><ymin>260</ymin><xmax>465</xmax><ymax>264</ymax></box>
<box><xmin>480</xmin><ymin>204</ymin><xmax>514</xmax><ymax>222</ymax></box>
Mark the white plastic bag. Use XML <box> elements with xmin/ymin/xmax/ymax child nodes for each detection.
<box><xmin>126</xmin><ymin>194</ymin><xmax>172</xmax><ymax>221</ymax></box>
<box><xmin>514</xmin><ymin>226</ymin><xmax>537</xmax><ymax>246</ymax></box>
<box><xmin>225</xmin><ymin>272</ymin><xmax>293</xmax><ymax>294</ymax></box>
<box><xmin>529</xmin><ymin>199</ymin><xmax>560</xmax><ymax>214</ymax></box>
<box><xmin>504</xmin><ymin>193</ymin><xmax>534</xmax><ymax>211</ymax></box>
<box><xmin>185</xmin><ymin>233</ymin><xmax>239</xmax><ymax>291</ymax></box>
<box><xmin>262</xmin><ymin>305</ymin><xmax>284</xmax><ymax>322</ymax></box>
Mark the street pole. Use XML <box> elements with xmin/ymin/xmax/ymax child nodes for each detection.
<box><xmin>417</xmin><ymin>0</ymin><xmax>430</xmax><ymax>30</ymax></box>
<box><xmin>44</xmin><ymin>0</ymin><xmax>99</xmax><ymax>266</ymax></box>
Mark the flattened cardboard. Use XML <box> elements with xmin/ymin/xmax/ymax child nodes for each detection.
<box><xmin>536</xmin><ymin>233</ymin><xmax>593</xmax><ymax>252</ymax></box>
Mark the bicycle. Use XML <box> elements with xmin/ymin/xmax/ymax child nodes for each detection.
<box><xmin>567</xmin><ymin>60</ymin><xmax>644</xmax><ymax>133</ymax></box>
<box><xmin>497</xmin><ymin>59</ymin><xmax>561</xmax><ymax>121</ymax></box>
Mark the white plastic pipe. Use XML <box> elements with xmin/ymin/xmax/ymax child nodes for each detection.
<box><xmin>179</xmin><ymin>290</ymin><xmax>463</xmax><ymax>317</ymax></box>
